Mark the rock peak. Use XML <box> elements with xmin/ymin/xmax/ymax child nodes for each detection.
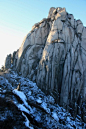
<box><xmin>4</xmin><ymin>7</ymin><xmax>86</xmax><ymax>122</ymax></box>
<box><xmin>48</xmin><ymin>7</ymin><xmax>66</xmax><ymax>18</ymax></box>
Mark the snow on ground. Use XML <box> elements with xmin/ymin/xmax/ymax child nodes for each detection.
<box><xmin>0</xmin><ymin>69</ymin><xmax>86</xmax><ymax>129</ymax></box>
<box><xmin>18</xmin><ymin>104</ymin><xmax>30</xmax><ymax>114</ymax></box>
<box><xmin>22</xmin><ymin>112</ymin><xmax>34</xmax><ymax>129</ymax></box>
<box><xmin>36</xmin><ymin>97</ymin><xmax>42</xmax><ymax>104</ymax></box>
<box><xmin>13</xmin><ymin>90</ymin><xmax>27</xmax><ymax>102</ymax></box>
<box><xmin>41</xmin><ymin>102</ymin><xmax>50</xmax><ymax>113</ymax></box>
<box><xmin>52</xmin><ymin>112</ymin><xmax>59</xmax><ymax>121</ymax></box>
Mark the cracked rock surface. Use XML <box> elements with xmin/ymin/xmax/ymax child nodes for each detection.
<box><xmin>4</xmin><ymin>7</ymin><xmax>86</xmax><ymax>122</ymax></box>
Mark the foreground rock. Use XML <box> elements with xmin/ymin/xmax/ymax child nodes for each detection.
<box><xmin>0</xmin><ymin>70</ymin><xmax>86</xmax><ymax>128</ymax></box>
<box><xmin>4</xmin><ymin>7</ymin><xmax>86</xmax><ymax>122</ymax></box>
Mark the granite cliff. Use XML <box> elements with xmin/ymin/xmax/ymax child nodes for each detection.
<box><xmin>5</xmin><ymin>7</ymin><xmax>86</xmax><ymax>121</ymax></box>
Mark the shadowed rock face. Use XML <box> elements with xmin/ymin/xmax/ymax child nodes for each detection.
<box><xmin>5</xmin><ymin>54</ymin><xmax>12</xmax><ymax>69</ymax></box>
<box><xmin>5</xmin><ymin>7</ymin><xmax>86</xmax><ymax>120</ymax></box>
<box><xmin>0</xmin><ymin>97</ymin><xmax>26</xmax><ymax>129</ymax></box>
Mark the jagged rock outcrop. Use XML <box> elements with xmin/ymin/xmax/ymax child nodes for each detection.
<box><xmin>5</xmin><ymin>7</ymin><xmax>86</xmax><ymax>121</ymax></box>
<box><xmin>5</xmin><ymin>54</ymin><xmax>12</xmax><ymax>69</ymax></box>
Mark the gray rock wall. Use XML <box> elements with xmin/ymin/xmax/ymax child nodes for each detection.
<box><xmin>4</xmin><ymin>54</ymin><xmax>12</xmax><ymax>69</ymax></box>
<box><xmin>5</xmin><ymin>7</ymin><xmax>86</xmax><ymax>121</ymax></box>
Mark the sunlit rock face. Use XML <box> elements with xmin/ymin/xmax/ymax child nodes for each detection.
<box><xmin>5</xmin><ymin>7</ymin><xmax>86</xmax><ymax>121</ymax></box>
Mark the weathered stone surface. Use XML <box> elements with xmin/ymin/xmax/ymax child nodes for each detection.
<box><xmin>47</xmin><ymin>30</ymin><xmax>58</xmax><ymax>43</ymax></box>
<box><xmin>76</xmin><ymin>19</ymin><xmax>82</xmax><ymax>25</ymax></box>
<box><xmin>68</xmin><ymin>14</ymin><xmax>74</xmax><ymax>28</ymax></box>
<box><xmin>77</xmin><ymin>23</ymin><xmax>83</xmax><ymax>34</ymax></box>
<box><xmin>5</xmin><ymin>54</ymin><xmax>11</xmax><ymax>69</ymax></box>
<box><xmin>56</xmin><ymin>7</ymin><xmax>62</xmax><ymax>13</ymax></box>
<box><xmin>51</xmin><ymin>18</ymin><xmax>63</xmax><ymax>30</ymax></box>
<box><xmin>40</xmin><ymin>18</ymin><xmax>47</xmax><ymax>23</ymax></box>
<box><xmin>32</xmin><ymin>23</ymin><xmax>39</xmax><ymax>30</ymax></box>
<box><xmin>59</xmin><ymin>8</ymin><xmax>67</xmax><ymax>21</ymax></box>
<box><xmin>4</xmin><ymin>7</ymin><xmax>86</xmax><ymax>122</ymax></box>
<box><xmin>48</xmin><ymin>7</ymin><xmax>55</xmax><ymax>18</ymax></box>
<box><xmin>53</xmin><ymin>8</ymin><xmax>57</xmax><ymax>15</ymax></box>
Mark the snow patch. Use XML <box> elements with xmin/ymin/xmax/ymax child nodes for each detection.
<box><xmin>35</xmin><ymin>115</ymin><xmax>41</xmax><ymax>122</ymax></box>
<box><xmin>36</xmin><ymin>98</ymin><xmax>42</xmax><ymax>104</ymax></box>
<box><xmin>22</xmin><ymin>112</ymin><xmax>34</xmax><ymax>129</ymax></box>
<box><xmin>13</xmin><ymin>89</ymin><xmax>27</xmax><ymax>102</ymax></box>
<box><xmin>28</xmin><ymin>91</ymin><xmax>32</xmax><ymax>96</ymax></box>
<box><xmin>12</xmin><ymin>89</ymin><xmax>32</xmax><ymax>112</ymax></box>
<box><xmin>67</xmin><ymin>116</ymin><xmax>71</xmax><ymax>122</ymax></box>
<box><xmin>18</xmin><ymin>104</ymin><xmax>29</xmax><ymax>114</ymax></box>
<box><xmin>52</xmin><ymin>112</ymin><xmax>59</xmax><ymax>121</ymax></box>
<box><xmin>41</xmin><ymin>102</ymin><xmax>50</xmax><ymax>113</ymax></box>
<box><xmin>48</xmin><ymin>95</ymin><xmax>55</xmax><ymax>104</ymax></box>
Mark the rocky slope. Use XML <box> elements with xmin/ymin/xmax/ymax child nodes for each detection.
<box><xmin>4</xmin><ymin>7</ymin><xmax>86</xmax><ymax>122</ymax></box>
<box><xmin>0</xmin><ymin>69</ymin><xmax>86</xmax><ymax>128</ymax></box>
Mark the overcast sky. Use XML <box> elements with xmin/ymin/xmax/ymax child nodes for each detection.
<box><xmin>0</xmin><ymin>0</ymin><xmax>86</xmax><ymax>68</ymax></box>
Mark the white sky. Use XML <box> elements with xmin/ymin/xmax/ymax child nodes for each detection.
<box><xmin>0</xmin><ymin>26</ymin><xmax>26</xmax><ymax>68</ymax></box>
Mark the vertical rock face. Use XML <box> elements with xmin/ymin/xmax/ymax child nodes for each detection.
<box><xmin>5</xmin><ymin>54</ymin><xmax>12</xmax><ymax>69</ymax></box>
<box><xmin>5</xmin><ymin>7</ymin><xmax>86</xmax><ymax>121</ymax></box>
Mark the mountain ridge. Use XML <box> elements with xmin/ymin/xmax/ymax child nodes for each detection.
<box><xmin>4</xmin><ymin>7</ymin><xmax>86</xmax><ymax>122</ymax></box>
